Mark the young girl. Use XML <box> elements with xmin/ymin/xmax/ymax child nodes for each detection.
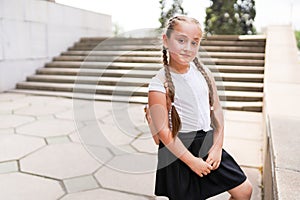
<box><xmin>146</xmin><ymin>16</ymin><xmax>253</xmax><ymax>200</ymax></box>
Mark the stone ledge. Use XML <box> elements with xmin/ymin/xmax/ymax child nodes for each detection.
<box><xmin>263</xmin><ymin>25</ymin><xmax>300</xmax><ymax>200</ymax></box>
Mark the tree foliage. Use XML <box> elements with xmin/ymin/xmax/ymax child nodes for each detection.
<box><xmin>205</xmin><ymin>0</ymin><xmax>256</xmax><ymax>35</ymax></box>
<box><xmin>158</xmin><ymin>0</ymin><xmax>186</xmax><ymax>29</ymax></box>
<box><xmin>295</xmin><ymin>30</ymin><xmax>300</xmax><ymax>50</ymax></box>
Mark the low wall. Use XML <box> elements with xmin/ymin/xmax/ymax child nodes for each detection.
<box><xmin>263</xmin><ymin>25</ymin><xmax>300</xmax><ymax>199</ymax></box>
<box><xmin>0</xmin><ymin>0</ymin><xmax>112</xmax><ymax>92</ymax></box>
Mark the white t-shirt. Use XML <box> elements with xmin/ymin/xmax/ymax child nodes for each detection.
<box><xmin>148</xmin><ymin>62</ymin><xmax>213</xmax><ymax>132</ymax></box>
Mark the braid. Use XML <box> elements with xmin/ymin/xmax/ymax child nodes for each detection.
<box><xmin>160</xmin><ymin>15</ymin><xmax>203</xmax><ymax>137</ymax></box>
<box><xmin>193</xmin><ymin>57</ymin><xmax>214</xmax><ymax>109</ymax></box>
<box><xmin>162</xmin><ymin>49</ymin><xmax>181</xmax><ymax>137</ymax></box>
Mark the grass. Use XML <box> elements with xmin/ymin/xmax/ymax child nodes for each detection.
<box><xmin>295</xmin><ymin>30</ymin><xmax>300</xmax><ymax>50</ymax></box>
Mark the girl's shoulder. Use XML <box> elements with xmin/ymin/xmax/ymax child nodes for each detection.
<box><xmin>152</xmin><ymin>67</ymin><xmax>166</xmax><ymax>83</ymax></box>
<box><xmin>148</xmin><ymin>68</ymin><xmax>166</xmax><ymax>93</ymax></box>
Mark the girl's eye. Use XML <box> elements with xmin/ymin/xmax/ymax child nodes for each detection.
<box><xmin>178</xmin><ymin>39</ymin><xmax>185</xmax><ymax>43</ymax></box>
<box><xmin>192</xmin><ymin>41</ymin><xmax>198</xmax><ymax>46</ymax></box>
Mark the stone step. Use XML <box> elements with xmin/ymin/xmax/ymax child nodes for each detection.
<box><xmin>16</xmin><ymin>82</ymin><xmax>263</xmax><ymax>102</ymax></box>
<box><xmin>201</xmin><ymin>46</ymin><xmax>265</xmax><ymax>53</ymax></box>
<box><xmin>207</xmin><ymin>65</ymin><xmax>264</xmax><ymax>74</ymax></box>
<box><xmin>46</xmin><ymin>61</ymin><xmax>264</xmax><ymax>74</ymax></box>
<box><xmin>36</xmin><ymin>68</ymin><xmax>158</xmax><ymax>78</ymax></box>
<box><xmin>53</xmin><ymin>56</ymin><xmax>163</xmax><ymax>63</ymax></box>
<box><xmin>9</xmin><ymin>89</ymin><xmax>148</xmax><ymax>104</ymax></box>
<box><xmin>200</xmin><ymin>52</ymin><xmax>265</xmax><ymax>60</ymax></box>
<box><xmin>26</xmin><ymin>75</ymin><xmax>263</xmax><ymax>92</ymax></box>
<box><xmin>16</xmin><ymin>81</ymin><xmax>148</xmax><ymax>96</ymax></box>
<box><xmin>79</xmin><ymin>37</ymin><xmax>161</xmax><ymax>45</ymax></box>
<box><xmin>68</xmin><ymin>45</ymin><xmax>265</xmax><ymax>53</ymax></box>
<box><xmin>46</xmin><ymin>61</ymin><xmax>162</xmax><ymax>70</ymax></box>
<box><xmin>218</xmin><ymin>90</ymin><xmax>263</xmax><ymax>102</ymax></box>
<box><xmin>27</xmin><ymin>75</ymin><xmax>151</xmax><ymax>87</ymax></box>
<box><xmin>79</xmin><ymin>35</ymin><xmax>266</xmax><ymax>42</ymax></box>
<box><xmin>9</xmin><ymin>89</ymin><xmax>263</xmax><ymax>112</ymax></box>
<box><xmin>75</xmin><ymin>40</ymin><xmax>266</xmax><ymax>47</ymax></box>
<box><xmin>68</xmin><ymin>45</ymin><xmax>160</xmax><ymax>51</ymax></box>
<box><xmin>201</xmin><ymin>40</ymin><xmax>265</xmax><ymax>46</ymax></box>
<box><xmin>216</xmin><ymin>81</ymin><xmax>263</xmax><ymax>92</ymax></box>
<box><xmin>204</xmin><ymin>35</ymin><xmax>266</xmax><ymax>41</ymax></box>
<box><xmin>220</xmin><ymin>101</ymin><xmax>263</xmax><ymax>112</ymax></box>
<box><xmin>53</xmin><ymin>56</ymin><xmax>264</xmax><ymax>66</ymax></box>
<box><xmin>37</xmin><ymin>68</ymin><xmax>264</xmax><ymax>82</ymax></box>
<box><xmin>214</xmin><ymin>73</ymin><xmax>264</xmax><ymax>83</ymax></box>
<box><xmin>61</xmin><ymin>51</ymin><xmax>265</xmax><ymax>60</ymax></box>
<box><xmin>61</xmin><ymin>50</ymin><xmax>162</xmax><ymax>57</ymax></box>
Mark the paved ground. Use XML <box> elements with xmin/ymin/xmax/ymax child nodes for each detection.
<box><xmin>0</xmin><ymin>92</ymin><xmax>263</xmax><ymax>200</ymax></box>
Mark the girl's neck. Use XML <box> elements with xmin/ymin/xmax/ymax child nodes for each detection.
<box><xmin>169</xmin><ymin>60</ymin><xmax>190</xmax><ymax>74</ymax></box>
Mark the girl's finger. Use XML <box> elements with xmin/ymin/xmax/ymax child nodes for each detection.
<box><xmin>206</xmin><ymin>158</ymin><xmax>214</xmax><ymax>165</ymax></box>
<box><xmin>206</xmin><ymin>157</ymin><xmax>212</xmax><ymax>163</ymax></box>
<box><xmin>212</xmin><ymin>163</ymin><xmax>217</xmax><ymax>170</ymax></box>
<box><xmin>212</xmin><ymin>161</ymin><xmax>220</xmax><ymax>170</ymax></box>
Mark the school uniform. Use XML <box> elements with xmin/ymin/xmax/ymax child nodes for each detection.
<box><xmin>148</xmin><ymin>62</ymin><xmax>247</xmax><ymax>200</ymax></box>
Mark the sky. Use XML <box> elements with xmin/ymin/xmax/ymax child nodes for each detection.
<box><xmin>55</xmin><ymin>0</ymin><xmax>300</xmax><ymax>33</ymax></box>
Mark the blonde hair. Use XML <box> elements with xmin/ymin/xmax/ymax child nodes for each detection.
<box><xmin>163</xmin><ymin>16</ymin><xmax>214</xmax><ymax>137</ymax></box>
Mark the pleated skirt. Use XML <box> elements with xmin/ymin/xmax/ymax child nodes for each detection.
<box><xmin>155</xmin><ymin>129</ymin><xmax>247</xmax><ymax>200</ymax></box>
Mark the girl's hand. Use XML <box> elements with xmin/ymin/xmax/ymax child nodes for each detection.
<box><xmin>189</xmin><ymin>156</ymin><xmax>213</xmax><ymax>177</ymax></box>
<box><xmin>206</xmin><ymin>147</ymin><xmax>222</xmax><ymax>170</ymax></box>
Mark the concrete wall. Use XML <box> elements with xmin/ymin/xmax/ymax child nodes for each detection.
<box><xmin>263</xmin><ymin>25</ymin><xmax>300</xmax><ymax>200</ymax></box>
<box><xmin>0</xmin><ymin>0</ymin><xmax>112</xmax><ymax>92</ymax></box>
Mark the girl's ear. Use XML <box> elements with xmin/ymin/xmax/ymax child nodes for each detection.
<box><xmin>162</xmin><ymin>34</ymin><xmax>168</xmax><ymax>49</ymax></box>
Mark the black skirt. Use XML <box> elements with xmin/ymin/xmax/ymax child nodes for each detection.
<box><xmin>155</xmin><ymin>129</ymin><xmax>247</xmax><ymax>200</ymax></box>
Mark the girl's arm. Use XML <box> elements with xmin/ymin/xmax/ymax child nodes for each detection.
<box><xmin>208</xmin><ymin>69</ymin><xmax>225</xmax><ymax>149</ymax></box>
<box><xmin>148</xmin><ymin>91</ymin><xmax>212</xmax><ymax>177</ymax></box>
<box><xmin>204</xmin><ymin>66</ymin><xmax>225</xmax><ymax>169</ymax></box>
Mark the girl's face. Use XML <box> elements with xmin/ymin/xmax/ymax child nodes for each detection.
<box><xmin>163</xmin><ymin>22</ymin><xmax>202</xmax><ymax>67</ymax></box>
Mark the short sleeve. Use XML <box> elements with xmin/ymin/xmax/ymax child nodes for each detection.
<box><xmin>148</xmin><ymin>76</ymin><xmax>166</xmax><ymax>93</ymax></box>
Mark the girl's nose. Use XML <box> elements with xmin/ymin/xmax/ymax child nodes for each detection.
<box><xmin>184</xmin><ymin>42</ymin><xmax>192</xmax><ymax>51</ymax></box>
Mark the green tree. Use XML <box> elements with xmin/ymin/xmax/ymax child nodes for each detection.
<box><xmin>205</xmin><ymin>0</ymin><xmax>256</xmax><ymax>35</ymax></box>
<box><xmin>295</xmin><ymin>30</ymin><xmax>300</xmax><ymax>50</ymax></box>
<box><xmin>237</xmin><ymin>0</ymin><xmax>256</xmax><ymax>34</ymax></box>
<box><xmin>158</xmin><ymin>0</ymin><xmax>186</xmax><ymax>29</ymax></box>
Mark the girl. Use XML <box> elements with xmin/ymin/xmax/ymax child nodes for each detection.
<box><xmin>146</xmin><ymin>16</ymin><xmax>253</xmax><ymax>200</ymax></box>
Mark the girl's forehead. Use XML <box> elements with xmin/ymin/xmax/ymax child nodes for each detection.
<box><xmin>171</xmin><ymin>22</ymin><xmax>202</xmax><ymax>39</ymax></box>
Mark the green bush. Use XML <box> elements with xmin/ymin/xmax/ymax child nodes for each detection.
<box><xmin>295</xmin><ymin>30</ymin><xmax>300</xmax><ymax>50</ymax></box>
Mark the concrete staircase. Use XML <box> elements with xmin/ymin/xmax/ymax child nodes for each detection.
<box><xmin>11</xmin><ymin>35</ymin><xmax>266</xmax><ymax>112</ymax></box>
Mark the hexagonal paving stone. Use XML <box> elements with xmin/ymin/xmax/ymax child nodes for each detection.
<box><xmin>126</xmin><ymin>103</ymin><xmax>147</xmax><ymax>126</ymax></box>
<box><xmin>63</xmin><ymin>175</ymin><xmax>99</xmax><ymax>193</ymax></box>
<box><xmin>0</xmin><ymin>128</ymin><xmax>14</xmax><ymax>134</ymax></box>
<box><xmin>0</xmin><ymin>172</ymin><xmax>64</xmax><ymax>200</ymax></box>
<box><xmin>0</xmin><ymin>134</ymin><xmax>45</xmax><ymax>162</ymax></box>
<box><xmin>56</xmin><ymin>106</ymin><xmax>106</xmax><ymax>122</ymax></box>
<box><xmin>14</xmin><ymin>103</ymin><xmax>68</xmax><ymax>116</ymax></box>
<box><xmin>103</xmin><ymin>103</ymin><xmax>145</xmax><ymax>134</ymax></box>
<box><xmin>72</xmin><ymin>121</ymin><xmax>137</xmax><ymax>148</ymax></box>
<box><xmin>13</xmin><ymin>95</ymin><xmax>68</xmax><ymax>105</ymax></box>
<box><xmin>99</xmin><ymin>123</ymin><xmax>137</xmax><ymax>146</ymax></box>
<box><xmin>131</xmin><ymin>134</ymin><xmax>158</xmax><ymax>154</ymax></box>
<box><xmin>95</xmin><ymin>154</ymin><xmax>157</xmax><ymax>196</ymax></box>
<box><xmin>60</xmin><ymin>101</ymin><xmax>113</xmax><ymax>122</ymax></box>
<box><xmin>20</xmin><ymin>143</ymin><xmax>111</xmax><ymax>179</ymax></box>
<box><xmin>0</xmin><ymin>101</ymin><xmax>30</xmax><ymax>114</ymax></box>
<box><xmin>17</xmin><ymin>118</ymin><xmax>78</xmax><ymax>137</ymax></box>
<box><xmin>0</xmin><ymin>114</ymin><xmax>34</xmax><ymax>129</ymax></box>
<box><xmin>0</xmin><ymin>92</ymin><xmax>27</xmax><ymax>101</ymax></box>
<box><xmin>61</xmin><ymin>188</ymin><xmax>149</xmax><ymax>200</ymax></box>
